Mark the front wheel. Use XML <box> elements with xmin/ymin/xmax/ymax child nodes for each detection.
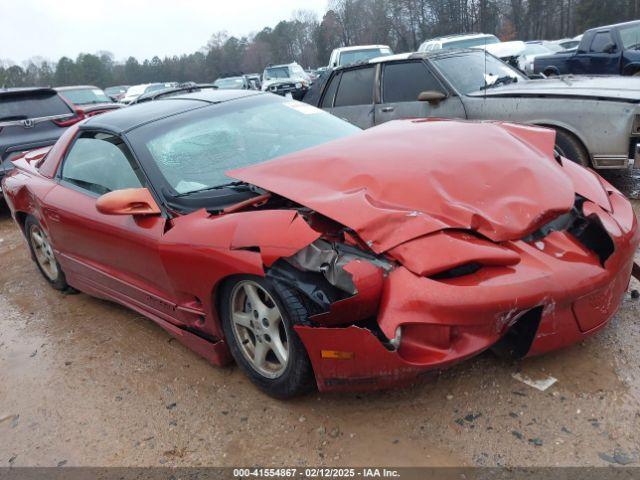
<box><xmin>220</xmin><ymin>276</ymin><xmax>315</xmax><ymax>398</ymax></box>
<box><xmin>553</xmin><ymin>129</ymin><xmax>590</xmax><ymax>167</ymax></box>
<box><xmin>25</xmin><ymin>216</ymin><xmax>69</xmax><ymax>290</ymax></box>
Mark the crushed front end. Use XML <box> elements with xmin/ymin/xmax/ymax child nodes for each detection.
<box><xmin>286</xmin><ymin>189</ymin><xmax>638</xmax><ymax>392</ymax></box>
<box><xmin>229</xmin><ymin>120</ymin><xmax>640</xmax><ymax>392</ymax></box>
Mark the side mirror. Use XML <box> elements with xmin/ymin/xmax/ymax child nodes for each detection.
<box><xmin>418</xmin><ymin>90</ymin><xmax>447</xmax><ymax>104</ymax></box>
<box><xmin>96</xmin><ymin>188</ymin><xmax>161</xmax><ymax>216</ymax></box>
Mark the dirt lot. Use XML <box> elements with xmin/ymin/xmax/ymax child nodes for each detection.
<box><xmin>1</xmin><ymin>172</ymin><xmax>640</xmax><ymax>468</ymax></box>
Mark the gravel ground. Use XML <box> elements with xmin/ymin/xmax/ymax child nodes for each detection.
<box><xmin>0</xmin><ymin>170</ymin><xmax>639</xmax><ymax>468</ymax></box>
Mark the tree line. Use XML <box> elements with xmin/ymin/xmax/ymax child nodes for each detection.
<box><xmin>1</xmin><ymin>0</ymin><xmax>638</xmax><ymax>89</ymax></box>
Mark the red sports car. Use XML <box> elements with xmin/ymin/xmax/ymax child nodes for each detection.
<box><xmin>2</xmin><ymin>90</ymin><xmax>638</xmax><ymax>398</ymax></box>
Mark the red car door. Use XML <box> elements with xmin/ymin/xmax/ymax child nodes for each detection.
<box><xmin>41</xmin><ymin>130</ymin><xmax>180</xmax><ymax>323</ymax></box>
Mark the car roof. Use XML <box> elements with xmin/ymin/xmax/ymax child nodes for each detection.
<box><xmin>332</xmin><ymin>48</ymin><xmax>478</xmax><ymax>71</ymax></box>
<box><xmin>587</xmin><ymin>19</ymin><xmax>640</xmax><ymax>32</ymax></box>
<box><xmin>82</xmin><ymin>89</ymin><xmax>262</xmax><ymax>133</ymax></box>
<box><xmin>425</xmin><ymin>33</ymin><xmax>496</xmax><ymax>43</ymax></box>
<box><xmin>55</xmin><ymin>85</ymin><xmax>100</xmax><ymax>91</ymax></box>
<box><xmin>0</xmin><ymin>87</ymin><xmax>58</xmax><ymax>96</ymax></box>
<box><xmin>265</xmin><ymin>63</ymin><xmax>297</xmax><ymax>69</ymax></box>
<box><xmin>333</xmin><ymin>45</ymin><xmax>390</xmax><ymax>52</ymax></box>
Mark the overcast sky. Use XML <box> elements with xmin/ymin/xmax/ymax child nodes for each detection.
<box><xmin>0</xmin><ymin>0</ymin><xmax>329</xmax><ymax>64</ymax></box>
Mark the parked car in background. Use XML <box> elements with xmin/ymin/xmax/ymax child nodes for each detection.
<box><xmin>213</xmin><ymin>76</ymin><xmax>254</xmax><ymax>90</ymax></box>
<box><xmin>556</xmin><ymin>35</ymin><xmax>582</xmax><ymax>50</ymax></box>
<box><xmin>517</xmin><ymin>43</ymin><xmax>556</xmax><ymax>74</ymax></box>
<box><xmin>0</xmin><ymin>88</ymin><xmax>86</xmax><ymax>197</ymax></box>
<box><xmin>131</xmin><ymin>83</ymin><xmax>217</xmax><ymax>104</ymax></box>
<box><xmin>534</xmin><ymin>20</ymin><xmax>640</xmax><ymax>76</ymax></box>
<box><xmin>526</xmin><ymin>40</ymin><xmax>564</xmax><ymax>53</ymax></box>
<box><xmin>305</xmin><ymin>49</ymin><xmax>640</xmax><ymax>169</ymax></box>
<box><xmin>104</xmin><ymin>85</ymin><xmax>129</xmax><ymax>102</ymax></box>
<box><xmin>328</xmin><ymin>45</ymin><xmax>393</xmax><ymax>68</ymax></box>
<box><xmin>55</xmin><ymin>86</ymin><xmax>121</xmax><ymax>116</ymax></box>
<box><xmin>261</xmin><ymin>63</ymin><xmax>311</xmax><ymax>99</ymax></box>
<box><xmin>419</xmin><ymin>34</ymin><xmax>525</xmax><ymax>68</ymax></box>
<box><xmin>120</xmin><ymin>83</ymin><xmax>177</xmax><ymax>104</ymax></box>
<box><xmin>418</xmin><ymin>33</ymin><xmax>499</xmax><ymax>51</ymax></box>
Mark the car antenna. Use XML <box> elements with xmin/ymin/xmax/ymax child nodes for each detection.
<box><xmin>484</xmin><ymin>36</ymin><xmax>487</xmax><ymax>101</ymax></box>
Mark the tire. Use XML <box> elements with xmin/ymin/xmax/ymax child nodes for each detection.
<box><xmin>553</xmin><ymin>129</ymin><xmax>590</xmax><ymax>167</ymax></box>
<box><xmin>543</xmin><ymin>69</ymin><xmax>558</xmax><ymax>77</ymax></box>
<box><xmin>24</xmin><ymin>216</ymin><xmax>69</xmax><ymax>291</ymax></box>
<box><xmin>220</xmin><ymin>275</ymin><xmax>315</xmax><ymax>398</ymax></box>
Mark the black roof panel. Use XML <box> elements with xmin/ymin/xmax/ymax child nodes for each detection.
<box><xmin>82</xmin><ymin>89</ymin><xmax>264</xmax><ymax>133</ymax></box>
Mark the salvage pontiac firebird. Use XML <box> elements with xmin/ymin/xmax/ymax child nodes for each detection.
<box><xmin>2</xmin><ymin>90</ymin><xmax>638</xmax><ymax>398</ymax></box>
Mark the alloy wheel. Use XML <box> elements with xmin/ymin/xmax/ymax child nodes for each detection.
<box><xmin>29</xmin><ymin>224</ymin><xmax>59</xmax><ymax>281</ymax></box>
<box><xmin>229</xmin><ymin>280</ymin><xmax>290</xmax><ymax>379</ymax></box>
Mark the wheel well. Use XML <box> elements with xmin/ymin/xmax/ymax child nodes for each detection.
<box><xmin>535</xmin><ymin>123</ymin><xmax>591</xmax><ymax>166</ymax></box>
<box><xmin>211</xmin><ymin>274</ymin><xmax>247</xmax><ymax>334</ymax></box>
<box><xmin>14</xmin><ymin>211</ymin><xmax>28</xmax><ymax>234</ymax></box>
<box><xmin>543</xmin><ymin>67</ymin><xmax>559</xmax><ymax>76</ymax></box>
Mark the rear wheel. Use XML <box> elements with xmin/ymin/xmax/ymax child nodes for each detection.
<box><xmin>25</xmin><ymin>216</ymin><xmax>69</xmax><ymax>291</ymax></box>
<box><xmin>553</xmin><ymin>129</ymin><xmax>590</xmax><ymax>167</ymax></box>
<box><xmin>220</xmin><ymin>276</ymin><xmax>314</xmax><ymax>398</ymax></box>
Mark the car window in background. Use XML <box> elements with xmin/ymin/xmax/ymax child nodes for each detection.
<box><xmin>139</xmin><ymin>97</ymin><xmax>360</xmax><ymax>194</ymax></box>
<box><xmin>62</xmin><ymin>133</ymin><xmax>143</xmax><ymax>195</ymax></box>
<box><xmin>433</xmin><ymin>52</ymin><xmax>526</xmax><ymax>94</ymax></box>
<box><xmin>321</xmin><ymin>72</ymin><xmax>341</xmax><ymax>108</ymax></box>
<box><xmin>264</xmin><ymin>67</ymin><xmax>290</xmax><ymax>79</ymax></box>
<box><xmin>619</xmin><ymin>24</ymin><xmax>640</xmax><ymax>49</ymax></box>
<box><xmin>213</xmin><ymin>77</ymin><xmax>246</xmax><ymax>89</ymax></box>
<box><xmin>589</xmin><ymin>31</ymin><xmax>615</xmax><ymax>53</ymax></box>
<box><xmin>0</xmin><ymin>90</ymin><xmax>72</xmax><ymax>121</ymax></box>
<box><xmin>334</xmin><ymin>66</ymin><xmax>375</xmax><ymax>107</ymax></box>
<box><xmin>382</xmin><ymin>61</ymin><xmax>442</xmax><ymax>103</ymax></box>
<box><xmin>339</xmin><ymin>48</ymin><xmax>391</xmax><ymax>66</ymax></box>
<box><xmin>61</xmin><ymin>88</ymin><xmax>112</xmax><ymax>105</ymax></box>
<box><xmin>443</xmin><ymin>35</ymin><xmax>500</xmax><ymax>49</ymax></box>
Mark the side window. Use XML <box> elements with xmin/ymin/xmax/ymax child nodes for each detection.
<box><xmin>61</xmin><ymin>132</ymin><xmax>143</xmax><ymax>195</ymax></box>
<box><xmin>382</xmin><ymin>61</ymin><xmax>444</xmax><ymax>103</ymax></box>
<box><xmin>590</xmin><ymin>31</ymin><xmax>615</xmax><ymax>53</ymax></box>
<box><xmin>321</xmin><ymin>72</ymin><xmax>341</xmax><ymax>108</ymax></box>
<box><xmin>334</xmin><ymin>66</ymin><xmax>375</xmax><ymax>107</ymax></box>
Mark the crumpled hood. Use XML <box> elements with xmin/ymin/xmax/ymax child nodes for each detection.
<box><xmin>470</xmin><ymin>75</ymin><xmax>640</xmax><ymax>102</ymax></box>
<box><xmin>229</xmin><ymin>119</ymin><xmax>576</xmax><ymax>253</ymax></box>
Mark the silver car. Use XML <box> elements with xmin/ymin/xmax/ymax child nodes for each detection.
<box><xmin>307</xmin><ymin>49</ymin><xmax>640</xmax><ymax>169</ymax></box>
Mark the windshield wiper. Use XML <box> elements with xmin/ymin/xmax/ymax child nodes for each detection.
<box><xmin>172</xmin><ymin>181</ymin><xmax>252</xmax><ymax>197</ymax></box>
<box><xmin>480</xmin><ymin>75</ymin><xmax>518</xmax><ymax>90</ymax></box>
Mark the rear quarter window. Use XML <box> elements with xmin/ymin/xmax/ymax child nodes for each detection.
<box><xmin>0</xmin><ymin>91</ymin><xmax>72</xmax><ymax>121</ymax></box>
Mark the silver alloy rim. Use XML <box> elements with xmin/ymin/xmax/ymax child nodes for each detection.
<box><xmin>230</xmin><ymin>280</ymin><xmax>289</xmax><ymax>379</ymax></box>
<box><xmin>30</xmin><ymin>225</ymin><xmax>58</xmax><ymax>281</ymax></box>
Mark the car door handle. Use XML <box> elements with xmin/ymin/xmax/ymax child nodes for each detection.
<box><xmin>381</xmin><ymin>106</ymin><xmax>395</xmax><ymax>113</ymax></box>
